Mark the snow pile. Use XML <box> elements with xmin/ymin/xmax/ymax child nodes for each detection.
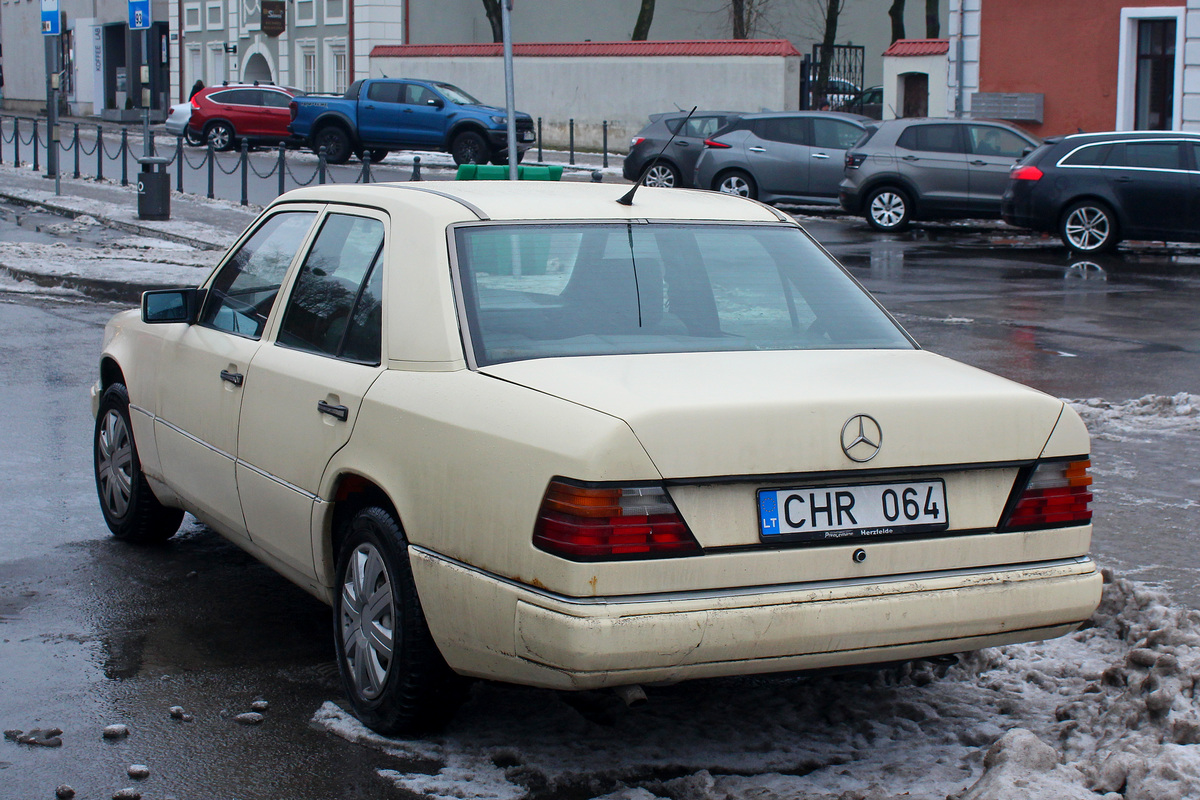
<box><xmin>313</xmin><ymin>573</ymin><xmax>1200</xmax><ymax>800</ymax></box>
<box><xmin>0</xmin><ymin>241</ymin><xmax>215</xmax><ymax>288</ymax></box>
<box><xmin>1069</xmin><ymin>394</ymin><xmax>1200</xmax><ymax>440</ymax></box>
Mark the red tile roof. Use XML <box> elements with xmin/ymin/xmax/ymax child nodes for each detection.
<box><xmin>882</xmin><ymin>39</ymin><xmax>950</xmax><ymax>57</ymax></box>
<box><xmin>371</xmin><ymin>40</ymin><xmax>804</xmax><ymax>59</ymax></box>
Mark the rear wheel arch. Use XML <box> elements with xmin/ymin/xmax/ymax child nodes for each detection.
<box><xmin>858</xmin><ymin>176</ymin><xmax>921</xmax><ymax>216</ymax></box>
<box><xmin>326</xmin><ymin>473</ymin><xmax>403</xmax><ymax>581</ymax></box>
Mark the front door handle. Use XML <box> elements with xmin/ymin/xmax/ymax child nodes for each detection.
<box><xmin>219</xmin><ymin>369</ymin><xmax>244</xmax><ymax>386</ymax></box>
<box><xmin>901</xmin><ymin>155</ymin><xmax>919</xmax><ymax>161</ymax></box>
<box><xmin>970</xmin><ymin>159</ymin><xmax>987</xmax><ymax>166</ymax></box>
<box><xmin>748</xmin><ymin>146</ymin><xmax>766</xmax><ymax>153</ymax></box>
<box><xmin>317</xmin><ymin>400</ymin><xmax>349</xmax><ymax>421</ymax></box>
<box><xmin>1114</xmin><ymin>176</ymin><xmax>1132</xmax><ymax>183</ymax></box>
<box><xmin>811</xmin><ymin>153</ymin><xmax>830</xmax><ymax>159</ymax></box>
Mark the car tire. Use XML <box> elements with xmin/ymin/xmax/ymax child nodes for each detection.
<box><xmin>489</xmin><ymin>149</ymin><xmax>526</xmax><ymax>166</ymax></box>
<box><xmin>184</xmin><ymin>128</ymin><xmax>205</xmax><ymax>147</ymax></box>
<box><xmin>865</xmin><ymin>186</ymin><xmax>912</xmax><ymax>232</ymax></box>
<box><xmin>364</xmin><ymin>149</ymin><xmax>388</xmax><ymax>164</ymax></box>
<box><xmin>641</xmin><ymin>162</ymin><xmax>681</xmax><ymax>188</ymax></box>
<box><xmin>94</xmin><ymin>383</ymin><xmax>184</xmax><ymax>544</ymax></box>
<box><xmin>333</xmin><ymin>505</ymin><xmax>467</xmax><ymax>735</ymax></box>
<box><xmin>205</xmin><ymin>121</ymin><xmax>235</xmax><ymax>152</ymax></box>
<box><xmin>1060</xmin><ymin>200</ymin><xmax>1119</xmax><ymax>253</ymax></box>
<box><xmin>314</xmin><ymin>126</ymin><xmax>353</xmax><ymax>165</ymax></box>
<box><xmin>715</xmin><ymin>170</ymin><xmax>757</xmax><ymax>199</ymax></box>
<box><xmin>450</xmin><ymin>131</ymin><xmax>488</xmax><ymax>166</ymax></box>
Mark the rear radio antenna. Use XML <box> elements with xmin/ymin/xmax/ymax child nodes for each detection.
<box><xmin>617</xmin><ymin>105</ymin><xmax>698</xmax><ymax>206</ymax></box>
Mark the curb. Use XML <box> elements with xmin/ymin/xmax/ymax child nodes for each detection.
<box><xmin>0</xmin><ymin>190</ymin><xmax>233</xmax><ymax>252</ymax></box>
<box><xmin>0</xmin><ymin>262</ymin><xmax>183</xmax><ymax>304</ymax></box>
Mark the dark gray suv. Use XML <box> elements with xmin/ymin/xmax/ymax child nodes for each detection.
<box><xmin>839</xmin><ymin>119</ymin><xmax>1038</xmax><ymax>231</ymax></box>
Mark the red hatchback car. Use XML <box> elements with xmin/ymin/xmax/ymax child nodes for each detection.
<box><xmin>187</xmin><ymin>84</ymin><xmax>302</xmax><ymax>150</ymax></box>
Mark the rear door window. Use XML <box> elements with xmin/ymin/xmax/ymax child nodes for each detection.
<box><xmin>1110</xmin><ymin>142</ymin><xmax>1184</xmax><ymax>170</ymax></box>
<box><xmin>897</xmin><ymin>124</ymin><xmax>963</xmax><ymax>154</ymax></box>
<box><xmin>967</xmin><ymin>126</ymin><xmax>1031</xmax><ymax>158</ymax></box>
<box><xmin>755</xmin><ymin>117</ymin><xmax>809</xmax><ymax>145</ymax></box>
<box><xmin>367</xmin><ymin>82</ymin><xmax>403</xmax><ymax>104</ymax></box>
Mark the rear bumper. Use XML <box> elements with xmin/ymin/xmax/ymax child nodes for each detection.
<box><xmin>411</xmin><ymin>547</ymin><xmax>1102</xmax><ymax>690</ymax></box>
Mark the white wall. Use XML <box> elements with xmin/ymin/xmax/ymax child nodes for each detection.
<box><xmin>1188</xmin><ymin>0</ymin><xmax>1200</xmax><ymax>131</ymax></box>
<box><xmin>883</xmin><ymin>53</ymin><xmax>950</xmax><ymax>119</ymax></box>
<box><xmin>370</xmin><ymin>53</ymin><xmax>801</xmax><ymax>149</ymax></box>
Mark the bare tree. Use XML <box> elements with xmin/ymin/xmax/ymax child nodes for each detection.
<box><xmin>730</xmin><ymin>0</ymin><xmax>774</xmax><ymax>39</ymax></box>
<box><xmin>888</xmin><ymin>0</ymin><xmax>906</xmax><ymax>43</ymax></box>
<box><xmin>479</xmin><ymin>0</ymin><xmax>503</xmax><ymax>43</ymax></box>
<box><xmin>632</xmin><ymin>0</ymin><xmax>656</xmax><ymax>40</ymax></box>
<box><xmin>812</xmin><ymin>0</ymin><xmax>849</xmax><ymax>107</ymax></box>
<box><xmin>925</xmin><ymin>0</ymin><xmax>940</xmax><ymax>38</ymax></box>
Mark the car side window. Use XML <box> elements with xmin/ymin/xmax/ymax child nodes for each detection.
<box><xmin>403</xmin><ymin>84</ymin><xmax>437</xmax><ymax>106</ymax></box>
<box><xmin>277</xmin><ymin>214</ymin><xmax>385</xmax><ymax>363</ymax></box>
<box><xmin>681</xmin><ymin>116</ymin><xmax>725</xmax><ymax>139</ymax></box>
<box><xmin>1116</xmin><ymin>142</ymin><xmax>1183</xmax><ymax>170</ymax></box>
<box><xmin>200</xmin><ymin>211</ymin><xmax>318</xmax><ymax>339</ymax></box>
<box><xmin>967</xmin><ymin>126</ymin><xmax>1030</xmax><ymax>158</ymax></box>
<box><xmin>367</xmin><ymin>82</ymin><xmax>403</xmax><ymax>104</ymax></box>
<box><xmin>219</xmin><ymin>89</ymin><xmax>260</xmax><ymax>106</ymax></box>
<box><xmin>898</xmin><ymin>124</ymin><xmax>962</xmax><ymax>154</ymax></box>
<box><xmin>1061</xmin><ymin>143</ymin><xmax>1112</xmax><ymax>166</ymax></box>
<box><xmin>756</xmin><ymin>118</ymin><xmax>808</xmax><ymax>145</ymax></box>
<box><xmin>1193</xmin><ymin>144</ymin><xmax>1200</xmax><ymax>170</ymax></box>
<box><xmin>261</xmin><ymin>90</ymin><xmax>292</xmax><ymax>109</ymax></box>
<box><xmin>811</xmin><ymin>119</ymin><xmax>862</xmax><ymax>150</ymax></box>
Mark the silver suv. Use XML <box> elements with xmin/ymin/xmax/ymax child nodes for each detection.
<box><xmin>839</xmin><ymin>119</ymin><xmax>1038</xmax><ymax>231</ymax></box>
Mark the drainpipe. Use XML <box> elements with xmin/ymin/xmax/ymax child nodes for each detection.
<box><xmin>348</xmin><ymin>1</ymin><xmax>355</xmax><ymax>82</ymax></box>
<box><xmin>954</xmin><ymin>0</ymin><xmax>966</xmax><ymax>118</ymax></box>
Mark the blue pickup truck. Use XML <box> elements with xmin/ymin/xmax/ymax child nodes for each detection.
<box><xmin>287</xmin><ymin>78</ymin><xmax>536</xmax><ymax>166</ymax></box>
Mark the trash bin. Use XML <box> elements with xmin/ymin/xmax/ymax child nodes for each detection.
<box><xmin>136</xmin><ymin>156</ymin><xmax>171</xmax><ymax>221</ymax></box>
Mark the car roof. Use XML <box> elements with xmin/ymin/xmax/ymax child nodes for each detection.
<box><xmin>1058</xmin><ymin>129</ymin><xmax>1200</xmax><ymax>141</ymax></box>
<box><xmin>649</xmin><ymin>110</ymin><xmax>742</xmax><ymax>121</ymax></box>
<box><xmin>738</xmin><ymin>110</ymin><xmax>869</xmax><ymax>122</ymax></box>
<box><xmin>272</xmin><ymin>182</ymin><xmax>789</xmax><ymax>225</ymax></box>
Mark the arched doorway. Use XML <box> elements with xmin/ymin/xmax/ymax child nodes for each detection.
<box><xmin>243</xmin><ymin>53</ymin><xmax>273</xmax><ymax>84</ymax></box>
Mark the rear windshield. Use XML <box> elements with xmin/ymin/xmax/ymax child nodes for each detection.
<box><xmin>453</xmin><ymin>223</ymin><xmax>913</xmax><ymax>366</ymax></box>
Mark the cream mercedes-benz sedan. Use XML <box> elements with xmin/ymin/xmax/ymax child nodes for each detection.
<box><xmin>93</xmin><ymin>182</ymin><xmax>1102</xmax><ymax>735</ymax></box>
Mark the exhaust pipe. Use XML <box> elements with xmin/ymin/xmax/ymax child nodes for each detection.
<box><xmin>612</xmin><ymin>684</ymin><xmax>647</xmax><ymax>707</ymax></box>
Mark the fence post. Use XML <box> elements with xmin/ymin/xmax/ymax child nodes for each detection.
<box><xmin>13</xmin><ymin>118</ymin><xmax>20</xmax><ymax>167</ymax></box>
<box><xmin>120</xmin><ymin>128</ymin><xmax>128</xmax><ymax>187</ymax></box>
<box><xmin>33</xmin><ymin>119</ymin><xmax>40</xmax><ymax>172</ymax></box>
<box><xmin>318</xmin><ymin>146</ymin><xmax>327</xmax><ymax>185</ymax></box>
<box><xmin>207</xmin><ymin>142</ymin><xmax>215</xmax><ymax>199</ymax></box>
<box><xmin>277</xmin><ymin>142</ymin><xmax>286</xmax><ymax>197</ymax></box>
<box><xmin>73</xmin><ymin>124</ymin><xmax>81</xmax><ymax>178</ymax></box>
<box><xmin>360</xmin><ymin>150</ymin><xmax>372</xmax><ymax>184</ymax></box>
<box><xmin>569</xmin><ymin>118</ymin><xmax>575</xmax><ymax>166</ymax></box>
<box><xmin>602</xmin><ymin>121</ymin><xmax>608</xmax><ymax>169</ymax></box>
<box><xmin>96</xmin><ymin>125</ymin><xmax>103</xmax><ymax>181</ymax></box>
<box><xmin>240</xmin><ymin>139</ymin><xmax>249</xmax><ymax>206</ymax></box>
<box><xmin>411</xmin><ymin>155</ymin><xmax>421</xmax><ymax>181</ymax></box>
<box><xmin>176</xmin><ymin>136</ymin><xmax>184</xmax><ymax>192</ymax></box>
<box><xmin>0</xmin><ymin>118</ymin><xmax>5</xmax><ymax>167</ymax></box>
<box><xmin>537</xmin><ymin>117</ymin><xmax>543</xmax><ymax>163</ymax></box>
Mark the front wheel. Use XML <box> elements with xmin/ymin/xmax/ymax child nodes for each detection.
<box><xmin>314</xmin><ymin>126</ymin><xmax>353</xmax><ymax>165</ymax></box>
<box><xmin>450</xmin><ymin>131</ymin><xmax>488</xmax><ymax>165</ymax></box>
<box><xmin>1060</xmin><ymin>200</ymin><xmax>1119</xmax><ymax>253</ymax></box>
<box><xmin>94</xmin><ymin>384</ymin><xmax>183</xmax><ymax>543</ymax></box>
<box><xmin>641</xmin><ymin>162</ymin><xmax>681</xmax><ymax>188</ymax></box>
<box><xmin>865</xmin><ymin>186</ymin><xmax>912</xmax><ymax>232</ymax></box>
<box><xmin>334</xmin><ymin>506</ymin><xmax>466</xmax><ymax>735</ymax></box>
<box><xmin>715</xmin><ymin>170</ymin><xmax>757</xmax><ymax>199</ymax></box>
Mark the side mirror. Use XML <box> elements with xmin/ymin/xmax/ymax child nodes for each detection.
<box><xmin>427</xmin><ymin>97</ymin><xmax>444</xmax><ymax>109</ymax></box>
<box><xmin>142</xmin><ymin>288</ymin><xmax>204</xmax><ymax>324</ymax></box>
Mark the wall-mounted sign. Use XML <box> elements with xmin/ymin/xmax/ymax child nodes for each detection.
<box><xmin>224</xmin><ymin>43</ymin><xmax>238</xmax><ymax>54</ymax></box>
<box><xmin>41</xmin><ymin>0</ymin><xmax>60</xmax><ymax>35</ymax></box>
<box><xmin>262</xmin><ymin>0</ymin><xmax>286</xmax><ymax>37</ymax></box>
<box><xmin>129</xmin><ymin>0</ymin><xmax>152</xmax><ymax>30</ymax></box>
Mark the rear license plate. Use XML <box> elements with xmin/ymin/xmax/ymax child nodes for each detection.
<box><xmin>758</xmin><ymin>480</ymin><xmax>948</xmax><ymax>543</ymax></box>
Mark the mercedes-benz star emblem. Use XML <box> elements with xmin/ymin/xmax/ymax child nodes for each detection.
<box><xmin>841</xmin><ymin>414</ymin><xmax>882</xmax><ymax>463</ymax></box>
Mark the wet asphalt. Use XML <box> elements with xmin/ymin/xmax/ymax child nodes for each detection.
<box><xmin>0</xmin><ymin>208</ymin><xmax>1198</xmax><ymax>798</ymax></box>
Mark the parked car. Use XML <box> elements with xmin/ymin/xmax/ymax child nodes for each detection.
<box><xmin>693</xmin><ymin>111</ymin><xmax>869</xmax><ymax>204</ymax></box>
<box><xmin>93</xmin><ymin>182</ymin><xmax>1101</xmax><ymax>736</ymax></box>
<box><xmin>165</xmin><ymin>101</ymin><xmax>203</xmax><ymax>146</ymax></box>
<box><xmin>835</xmin><ymin>86</ymin><xmax>884</xmax><ymax>120</ymax></box>
<box><xmin>187</xmin><ymin>83</ymin><xmax>303</xmax><ymax>151</ymax></box>
<box><xmin>1002</xmin><ymin>130</ymin><xmax>1200</xmax><ymax>253</ymax></box>
<box><xmin>288</xmin><ymin>78</ymin><xmax>535</xmax><ymax>166</ymax></box>
<box><xmin>839</xmin><ymin>118</ymin><xmax>1040</xmax><ymax>231</ymax></box>
<box><xmin>623</xmin><ymin>110</ymin><xmax>742</xmax><ymax>188</ymax></box>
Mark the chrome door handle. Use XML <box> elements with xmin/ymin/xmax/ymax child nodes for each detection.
<box><xmin>970</xmin><ymin>159</ymin><xmax>987</xmax><ymax>166</ymax></box>
<box><xmin>811</xmin><ymin>153</ymin><xmax>830</xmax><ymax>159</ymax></box>
<box><xmin>219</xmin><ymin>369</ymin><xmax>243</xmax><ymax>386</ymax></box>
<box><xmin>317</xmin><ymin>400</ymin><xmax>349</xmax><ymax>421</ymax></box>
<box><xmin>748</xmin><ymin>146</ymin><xmax>766</xmax><ymax>153</ymax></box>
<box><xmin>675</xmin><ymin>141</ymin><xmax>690</xmax><ymax>147</ymax></box>
<box><xmin>902</xmin><ymin>155</ymin><xmax>919</xmax><ymax>161</ymax></box>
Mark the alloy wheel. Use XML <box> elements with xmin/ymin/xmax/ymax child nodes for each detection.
<box><xmin>340</xmin><ymin>542</ymin><xmax>397</xmax><ymax>701</ymax></box>
<box><xmin>643</xmin><ymin>164</ymin><xmax>677</xmax><ymax>188</ymax></box>
<box><xmin>1064</xmin><ymin>206</ymin><xmax>1111</xmax><ymax>251</ymax></box>
<box><xmin>96</xmin><ymin>409</ymin><xmax>133</xmax><ymax>519</ymax></box>
<box><xmin>718</xmin><ymin>175</ymin><xmax>752</xmax><ymax>196</ymax></box>
<box><xmin>869</xmin><ymin>191</ymin><xmax>907</xmax><ymax>229</ymax></box>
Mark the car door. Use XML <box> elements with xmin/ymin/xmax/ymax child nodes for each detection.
<box><xmin>224</xmin><ymin>89</ymin><xmax>264</xmax><ymax>138</ymax></box>
<box><xmin>809</xmin><ymin>117</ymin><xmax>864</xmax><ymax>198</ymax></box>
<box><xmin>154</xmin><ymin>209</ymin><xmax>320</xmax><ymax>540</ymax></box>
<box><xmin>669</xmin><ymin>115</ymin><xmax>730</xmax><ymax>181</ymax></box>
<box><xmin>895</xmin><ymin>123</ymin><xmax>970</xmax><ymax>212</ymax></box>
<box><xmin>966</xmin><ymin>124</ymin><xmax>1036</xmax><ymax>214</ymax></box>
<box><xmin>235</xmin><ymin>209</ymin><xmax>388</xmax><ymax>578</ymax></box>
<box><xmin>746</xmin><ymin>116</ymin><xmax>811</xmax><ymax>199</ymax></box>
<box><xmin>1104</xmin><ymin>141</ymin><xmax>1190</xmax><ymax>238</ymax></box>
<box><xmin>259</xmin><ymin>88</ymin><xmax>295</xmax><ymax>143</ymax></box>
<box><xmin>395</xmin><ymin>83</ymin><xmax>447</xmax><ymax>148</ymax></box>
<box><xmin>359</xmin><ymin>81</ymin><xmax>404</xmax><ymax>144</ymax></box>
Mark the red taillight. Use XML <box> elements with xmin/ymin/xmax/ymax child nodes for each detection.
<box><xmin>703</xmin><ymin>138</ymin><xmax>732</xmax><ymax>149</ymax></box>
<box><xmin>630</xmin><ymin>137</ymin><xmax>645</xmax><ymax>147</ymax></box>
<box><xmin>289</xmin><ymin>100</ymin><xmax>298</xmax><ymax>121</ymax></box>
<box><xmin>190</xmin><ymin>96</ymin><xmax>200</xmax><ymax>110</ymax></box>
<box><xmin>533</xmin><ymin>481</ymin><xmax>701</xmax><ymax>560</ymax></box>
<box><xmin>1002</xmin><ymin>459</ymin><xmax>1093</xmax><ymax>530</ymax></box>
<box><xmin>1010</xmin><ymin>165</ymin><xmax>1044</xmax><ymax>181</ymax></box>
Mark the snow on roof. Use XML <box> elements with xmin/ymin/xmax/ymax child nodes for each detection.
<box><xmin>882</xmin><ymin>38</ymin><xmax>951</xmax><ymax>57</ymax></box>
<box><xmin>370</xmin><ymin>40</ymin><xmax>804</xmax><ymax>59</ymax></box>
